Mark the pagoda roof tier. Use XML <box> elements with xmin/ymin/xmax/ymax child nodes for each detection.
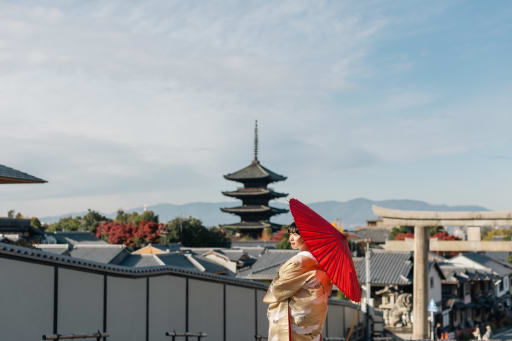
<box><xmin>221</xmin><ymin>221</ymin><xmax>282</xmax><ymax>230</ymax></box>
<box><xmin>0</xmin><ymin>164</ymin><xmax>47</xmax><ymax>184</ymax></box>
<box><xmin>224</xmin><ymin>160</ymin><xmax>286</xmax><ymax>183</ymax></box>
<box><xmin>222</xmin><ymin>188</ymin><xmax>288</xmax><ymax>198</ymax></box>
<box><xmin>220</xmin><ymin>205</ymin><xmax>288</xmax><ymax>215</ymax></box>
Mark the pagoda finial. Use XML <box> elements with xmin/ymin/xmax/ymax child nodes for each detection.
<box><xmin>254</xmin><ymin>120</ymin><xmax>259</xmax><ymax>161</ymax></box>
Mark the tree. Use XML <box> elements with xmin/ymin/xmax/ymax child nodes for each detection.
<box><xmin>165</xmin><ymin>217</ymin><xmax>230</xmax><ymax>247</ymax></box>
<box><xmin>30</xmin><ymin>217</ymin><xmax>42</xmax><ymax>230</ymax></box>
<box><xmin>81</xmin><ymin>209</ymin><xmax>110</xmax><ymax>233</ymax></box>
<box><xmin>482</xmin><ymin>228</ymin><xmax>512</xmax><ymax>241</ymax></box>
<box><xmin>276</xmin><ymin>227</ymin><xmax>291</xmax><ymax>249</ymax></box>
<box><xmin>7</xmin><ymin>209</ymin><xmax>15</xmax><ymax>218</ymax></box>
<box><xmin>390</xmin><ymin>226</ymin><xmax>414</xmax><ymax>240</ymax></box>
<box><xmin>115</xmin><ymin>209</ymin><xmax>159</xmax><ymax>226</ymax></box>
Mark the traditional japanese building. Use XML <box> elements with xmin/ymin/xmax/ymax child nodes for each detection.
<box><xmin>221</xmin><ymin>121</ymin><xmax>288</xmax><ymax>237</ymax></box>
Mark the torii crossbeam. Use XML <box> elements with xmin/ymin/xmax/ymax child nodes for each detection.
<box><xmin>372</xmin><ymin>205</ymin><xmax>512</xmax><ymax>339</ymax></box>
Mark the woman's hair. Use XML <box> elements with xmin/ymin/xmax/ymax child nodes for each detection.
<box><xmin>287</xmin><ymin>222</ymin><xmax>300</xmax><ymax>236</ymax></box>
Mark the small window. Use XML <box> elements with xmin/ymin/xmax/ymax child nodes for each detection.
<box><xmin>430</xmin><ymin>277</ymin><xmax>434</xmax><ymax>288</ymax></box>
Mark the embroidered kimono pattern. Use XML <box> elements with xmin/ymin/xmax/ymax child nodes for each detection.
<box><xmin>263</xmin><ymin>251</ymin><xmax>332</xmax><ymax>341</ymax></box>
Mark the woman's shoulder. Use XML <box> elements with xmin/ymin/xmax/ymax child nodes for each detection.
<box><xmin>285</xmin><ymin>251</ymin><xmax>317</xmax><ymax>267</ymax></box>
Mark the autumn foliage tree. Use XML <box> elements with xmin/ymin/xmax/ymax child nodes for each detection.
<box><xmin>95</xmin><ymin>220</ymin><xmax>165</xmax><ymax>249</ymax></box>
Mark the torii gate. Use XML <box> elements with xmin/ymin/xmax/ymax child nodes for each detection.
<box><xmin>372</xmin><ymin>206</ymin><xmax>512</xmax><ymax>339</ymax></box>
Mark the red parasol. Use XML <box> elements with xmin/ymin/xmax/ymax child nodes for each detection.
<box><xmin>289</xmin><ymin>198</ymin><xmax>361</xmax><ymax>302</ymax></box>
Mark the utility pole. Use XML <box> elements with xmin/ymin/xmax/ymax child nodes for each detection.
<box><xmin>365</xmin><ymin>239</ymin><xmax>372</xmax><ymax>341</ymax></box>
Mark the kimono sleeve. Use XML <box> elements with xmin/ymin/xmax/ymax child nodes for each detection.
<box><xmin>263</xmin><ymin>258</ymin><xmax>313</xmax><ymax>303</ymax></box>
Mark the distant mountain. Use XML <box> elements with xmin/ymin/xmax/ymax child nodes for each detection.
<box><xmin>41</xmin><ymin>198</ymin><xmax>488</xmax><ymax>229</ymax></box>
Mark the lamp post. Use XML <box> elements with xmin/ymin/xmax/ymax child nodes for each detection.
<box><xmin>365</xmin><ymin>238</ymin><xmax>372</xmax><ymax>341</ymax></box>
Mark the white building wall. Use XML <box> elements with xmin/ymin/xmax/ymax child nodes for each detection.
<box><xmin>428</xmin><ymin>266</ymin><xmax>443</xmax><ymax>304</ymax></box>
<box><xmin>107</xmin><ymin>276</ymin><xmax>146</xmax><ymax>341</ymax></box>
<box><xmin>0</xmin><ymin>258</ymin><xmax>54</xmax><ymax>341</ymax></box>
<box><xmin>58</xmin><ymin>268</ymin><xmax>103</xmax><ymax>335</ymax></box>
<box><xmin>149</xmin><ymin>275</ymin><xmax>186</xmax><ymax>341</ymax></box>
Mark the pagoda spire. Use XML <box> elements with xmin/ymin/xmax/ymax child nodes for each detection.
<box><xmin>254</xmin><ymin>120</ymin><xmax>259</xmax><ymax>161</ymax></box>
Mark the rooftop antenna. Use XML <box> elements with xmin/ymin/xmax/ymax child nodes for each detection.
<box><xmin>254</xmin><ymin>120</ymin><xmax>259</xmax><ymax>161</ymax></box>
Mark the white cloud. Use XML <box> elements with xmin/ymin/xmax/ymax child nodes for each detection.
<box><xmin>1</xmin><ymin>1</ymin><xmax>511</xmax><ymax>216</ymax></box>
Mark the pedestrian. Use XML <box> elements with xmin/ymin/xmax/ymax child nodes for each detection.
<box><xmin>435</xmin><ymin>322</ymin><xmax>442</xmax><ymax>340</ymax></box>
<box><xmin>263</xmin><ymin>223</ymin><xmax>333</xmax><ymax>341</ymax></box>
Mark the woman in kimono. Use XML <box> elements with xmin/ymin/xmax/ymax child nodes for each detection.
<box><xmin>263</xmin><ymin>223</ymin><xmax>332</xmax><ymax>341</ymax></box>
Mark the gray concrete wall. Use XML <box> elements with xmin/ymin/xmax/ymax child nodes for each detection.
<box><xmin>256</xmin><ymin>289</ymin><xmax>269</xmax><ymax>337</ymax></box>
<box><xmin>226</xmin><ymin>285</ymin><xmax>255</xmax><ymax>341</ymax></box>
<box><xmin>58</xmin><ymin>268</ymin><xmax>103</xmax><ymax>335</ymax></box>
<box><xmin>189</xmin><ymin>279</ymin><xmax>223</xmax><ymax>341</ymax></box>
<box><xmin>0</xmin><ymin>255</ymin><xmax>362</xmax><ymax>341</ymax></box>
<box><xmin>107</xmin><ymin>276</ymin><xmax>146</xmax><ymax>341</ymax></box>
<box><xmin>0</xmin><ymin>258</ymin><xmax>54</xmax><ymax>341</ymax></box>
<box><xmin>149</xmin><ymin>275</ymin><xmax>186</xmax><ymax>341</ymax></box>
<box><xmin>327</xmin><ymin>304</ymin><xmax>345</xmax><ymax>338</ymax></box>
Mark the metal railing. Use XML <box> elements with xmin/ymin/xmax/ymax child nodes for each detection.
<box><xmin>42</xmin><ymin>331</ymin><xmax>109</xmax><ymax>340</ymax></box>
<box><xmin>165</xmin><ymin>331</ymin><xmax>207</xmax><ymax>341</ymax></box>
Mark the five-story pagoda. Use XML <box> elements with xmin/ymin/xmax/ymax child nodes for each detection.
<box><xmin>221</xmin><ymin>121</ymin><xmax>288</xmax><ymax>237</ymax></box>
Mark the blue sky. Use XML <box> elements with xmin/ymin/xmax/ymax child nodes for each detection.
<box><xmin>1</xmin><ymin>1</ymin><xmax>511</xmax><ymax>217</ymax></box>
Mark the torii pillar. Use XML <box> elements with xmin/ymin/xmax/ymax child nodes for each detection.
<box><xmin>372</xmin><ymin>206</ymin><xmax>512</xmax><ymax>339</ymax></box>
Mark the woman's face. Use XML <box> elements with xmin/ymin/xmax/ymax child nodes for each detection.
<box><xmin>289</xmin><ymin>232</ymin><xmax>307</xmax><ymax>251</ymax></box>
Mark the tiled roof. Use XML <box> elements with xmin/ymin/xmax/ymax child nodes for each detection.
<box><xmin>120</xmin><ymin>254</ymin><xmax>163</xmax><ymax>267</ymax></box>
<box><xmin>353</xmin><ymin>228</ymin><xmax>390</xmax><ymax>243</ymax></box>
<box><xmin>0</xmin><ymin>164</ymin><xmax>46</xmax><ymax>183</ymax></box>
<box><xmin>68</xmin><ymin>245</ymin><xmax>127</xmax><ymax>264</ymax></box>
<box><xmin>0</xmin><ymin>218</ymin><xmax>32</xmax><ymax>232</ymax></box>
<box><xmin>157</xmin><ymin>253</ymin><xmax>197</xmax><ymax>270</ymax></box>
<box><xmin>231</xmin><ymin>241</ymin><xmax>277</xmax><ymax>249</ymax></box>
<box><xmin>52</xmin><ymin>232</ymin><xmax>107</xmax><ymax>245</ymax></box>
<box><xmin>221</xmin><ymin>205</ymin><xmax>288</xmax><ymax>214</ymax></box>
<box><xmin>221</xmin><ymin>221</ymin><xmax>281</xmax><ymax>230</ymax></box>
<box><xmin>224</xmin><ymin>160</ymin><xmax>286</xmax><ymax>183</ymax></box>
<box><xmin>0</xmin><ymin>242</ymin><xmax>360</xmax><ymax>310</ymax></box>
<box><xmin>0</xmin><ymin>241</ymin><xmax>269</xmax><ymax>289</ymax></box>
<box><xmin>457</xmin><ymin>253</ymin><xmax>512</xmax><ymax>276</ymax></box>
<box><xmin>439</xmin><ymin>264</ymin><xmax>498</xmax><ymax>283</ymax></box>
<box><xmin>237</xmin><ymin>249</ymin><xmax>298</xmax><ymax>280</ymax></box>
<box><xmin>194</xmin><ymin>255</ymin><xmax>233</xmax><ymax>274</ymax></box>
<box><xmin>222</xmin><ymin>188</ymin><xmax>288</xmax><ymax>198</ymax></box>
<box><xmin>35</xmin><ymin>244</ymin><xmax>71</xmax><ymax>255</ymax></box>
<box><xmin>156</xmin><ymin>252</ymin><xmax>233</xmax><ymax>275</ymax></box>
<box><xmin>353</xmin><ymin>251</ymin><xmax>413</xmax><ymax>285</ymax></box>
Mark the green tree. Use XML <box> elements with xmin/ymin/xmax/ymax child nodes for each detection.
<box><xmin>483</xmin><ymin>228</ymin><xmax>512</xmax><ymax>241</ymax></box>
<box><xmin>427</xmin><ymin>226</ymin><xmax>444</xmax><ymax>236</ymax></box>
<box><xmin>81</xmin><ymin>209</ymin><xmax>110</xmax><ymax>233</ymax></box>
<box><xmin>15</xmin><ymin>212</ymin><xmax>24</xmax><ymax>219</ymax></box>
<box><xmin>276</xmin><ymin>228</ymin><xmax>291</xmax><ymax>249</ymax></box>
<box><xmin>7</xmin><ymin>209</ymin><xmax>15</xmax><ymax>218</ymax></box>
<box><xmin>115</xmin><ymin>209</ymin><xmax>158</xmax><ymax>226</ymax></box>
<box><xmin>30</xmin><ymin>217</ymin><xmax>42</xmax><ymax>230</ymax></box>
<box><xmin>165</xmin><ymin>217</ymin><xmax>230</xmax><ymax>247</ymax></box>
